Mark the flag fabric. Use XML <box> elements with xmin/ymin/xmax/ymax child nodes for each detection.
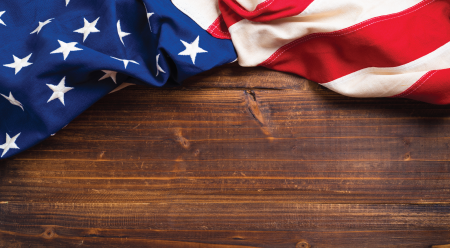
<box><xmin>0</xmin><ymin>0</ymin><xmax>237</xmax><ymax>159</ymax></box>
<box><xmin>189</xmin><ymin>0</ymin><xmax>450</xmax><ymax>104</ymax></box>
<box><xmin>2</xmin><ymin>0</ymin><xmax>450</xmax><ymax>159</ymax></box>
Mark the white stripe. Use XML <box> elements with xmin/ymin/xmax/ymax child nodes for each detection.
<box><xmin>228</xmin><ymin>0</ymin><xmax>423</xmax><ymax>66</ymax></box>
<box><xmin>322</xmin><ymin>41</ymin><xmax>450</xmax><ymax>98</ymax></box>
<box><xmin>235</xmin><ymin>0</ymin><xmax>268</xmax><ymax>11</ymax></box>
<box><xmin>171</xmin><ymin>0</ymin><xmax>220</xmax><ymax>30</ymax></box>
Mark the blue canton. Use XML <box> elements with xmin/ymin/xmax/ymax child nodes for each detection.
<box><xmin>0</xmin><ymin>0</ymin><xmax>237</xmax><ymax>158</ymax></box>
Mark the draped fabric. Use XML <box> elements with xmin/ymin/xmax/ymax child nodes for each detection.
<box><xmin>182</xmin><ymin>0</ymin><xmax>450</xmax><ymax>104</ymax></box>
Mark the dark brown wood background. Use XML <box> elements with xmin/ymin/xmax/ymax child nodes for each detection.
<box><xmin>1</xmin><ymin>63</ymin><xmax>450</xmax><ymax>247</ymax></box>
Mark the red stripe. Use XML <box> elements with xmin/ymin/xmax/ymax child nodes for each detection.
<box><xmin>219</xmin><ymin>0</ymin><xmax>314</xmax><ymax>24</ymax></box>
<box><xmin>394</xmin><ymin>69</ymin><xmax>450</xmax><ymax>104</ymax></box>
<box><xmin>218</xmin><ymin>0</ymin><xmax>313</xmax><ymax>27</ymax></box>
<box><xmin>207</xmin><ymin>15</ymin><xmax>232</xmax><ymax>40</ymax></box>
<box><xmin>219</xmin><ymin>0</ymin><xmax>244</xmax><ymax>28</ymax></box>
<box><xmin>259</xmin><ymin>0</ymin><xmax>450</xmax><ymax>84</ymax></box>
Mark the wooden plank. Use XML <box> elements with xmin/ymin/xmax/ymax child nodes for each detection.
<box><xmin>1</xmin><ymin>203</ymin><xmax>450</xmax><ymax>247</ymax></box>
<box><xmin>1</xmin><ymin>65</ymin><xmax>450</xmax><ymax>247</ymax></box>
<box><xmin>2</xmin><ymin>160</ymin><xmax>450</xmax><ymax>204</ymax></box>
<box><xmin>1</xmin><ymin>227</ymin><xmax>449</xmax><ymax>248</ymax></box>
<box><xmin>2</xmin><ymin>202</ymin><xmax>450</xmax><ymax>230</ymax></box>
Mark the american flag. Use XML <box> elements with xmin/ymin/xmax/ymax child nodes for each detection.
<box><xmin>1</xmin><ymin>0</ymin><xmax>449</xmax><ymax>158</ymax></box>
<box><xmin>189</xmin><ymin>0</ymin><xmax>450</xmax><ymax>104</ymax></box>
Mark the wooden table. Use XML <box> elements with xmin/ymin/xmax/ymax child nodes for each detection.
<box><xmin>1</xmin><ymin>63</ymin><xmax>450</xmax><ymax>247</ymax></box>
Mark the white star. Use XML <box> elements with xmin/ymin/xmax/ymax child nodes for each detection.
<box><xmin>65</xmin><ymin>0</ymin><xmax>70</xmax><ymax>6</ymax></box>
<box><xmin>74</xmin><ymin>17</ymin><xmax>100</xmax><ymax>42</ymax></box>
<box><xmin>156</xmin><ymin>54</ymin><xmax>165</xmax><ymax>77</ymax></box>
<box><xmin>1</xmin><ymin>92</ymin><xmax>24</xmax><ymax>111</ymax></box>
<box><xmin>47</xmin><ymin>77</ymin><xmax>74</xmax><ymax>105</ymax></box>
<box><xmin>99</xmin><ymin>70</ymin><xmax>117</xmax><ymax>84</ymax></box>
<box><xmin>0</xmin><ymin>133</ymin><xmax>20</xmax><ymax>157</ymax></box>
<box><xmin>0</xmin><ymin>11</ymin><xmax>6</xmax><ymax>26</ymax></box>
<box><xmin>117</xmin><ymin>20</ymin><xmax>130</xmax><ymax>46</ymax></box>
<box><xmin>3</xmin><ymin>53</ymin><xmax>33</xmax><ymax>75</ymax></box>
<box><xmin>178</xmin><ymin>36</ymin><xmax>207</xmax><ymax>64</ymax></box>
<box><xmin>30</xmin><ymin>18</ymin><xmax>54</xmax><ymax>34</ymax></box>
<box><xmin>111</xmin><ymin>57</ymin><xmax>139</xmax><ymax>69</ymax></box>
<box><xmin>50</xmin><ymin>40</ymin><xmax>82</xmax><ymax>60</ymax></box>
<box><xmin>147</xmin><ymin>12</ymin><xmax>154</xmax><ymax>32</ymax></box>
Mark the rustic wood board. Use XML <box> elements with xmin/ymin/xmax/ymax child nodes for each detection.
<box><xmin>1</xmin><ymin>63</ymin><xmax>450</xmax><ymax>247</ymax></box>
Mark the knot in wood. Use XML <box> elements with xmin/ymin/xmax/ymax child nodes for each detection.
<box><xmin>296</xmin><ymin>241</ymin><xmax>311</xmax><ymax>248</ymax></box>
<box><xmin>404</xmin><ymin>152</ymin><xmax>411</xmax><ymax>161</ymax></box>
<box><xmin>42</xmin><ymin>227</ymin><xmax>55</xmax><ymax>239</ymax></box>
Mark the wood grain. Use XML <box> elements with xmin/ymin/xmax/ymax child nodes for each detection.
<box><xmin>1</xmin><ymin>63</ymin><xmax>450</xmax><ymax>247</ymax></box>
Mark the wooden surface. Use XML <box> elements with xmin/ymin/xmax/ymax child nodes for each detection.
<box><xmin>1</xmin><ymin>63</ymin><xmax>450</xmax><ymax>247</ymax></box>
